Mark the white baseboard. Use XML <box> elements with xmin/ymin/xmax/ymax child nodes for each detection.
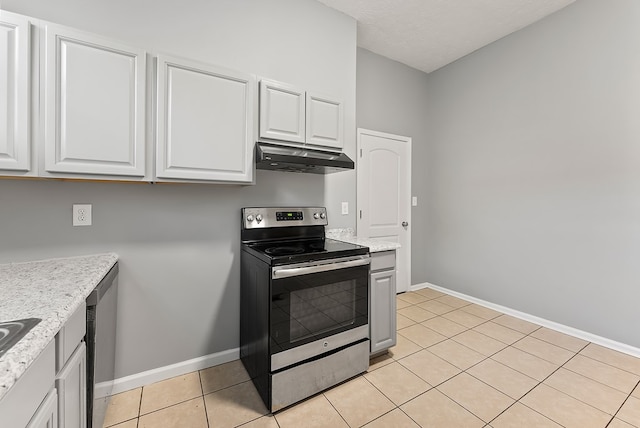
<box><xmin>410</xmin><ymin>282</ymin><xmax>640</xmax><ymax>359</ymax></box>
<box><xmin>99</xmin><ymin>347</ymin><xmax>240</xmax><ymax>397</ymax></box>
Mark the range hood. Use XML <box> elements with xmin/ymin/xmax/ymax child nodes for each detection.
<box><xmin>255</xmin><ymin>142</ymin><xmax>354</xmax><ymax>174</ymax></box>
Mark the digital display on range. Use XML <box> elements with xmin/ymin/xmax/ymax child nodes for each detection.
<box><xmin>276</xmin><ymin>211</ymin><xmax>303</xmax><ymax>221</ymax></box>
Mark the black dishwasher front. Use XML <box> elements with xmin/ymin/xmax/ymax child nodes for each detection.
<box><xmin>86</xmin><ymin>262</ymin><xmax>118</xmax><ymax>428</ymax></box>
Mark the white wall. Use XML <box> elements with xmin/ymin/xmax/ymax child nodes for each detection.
<box><xmin>0</xmin><ymin>0</ymin><xmax>356</xmax><ymax>377</ymax></box>
<box><xmin>425</xmin><ymin>0</ymin><xmax>640</xmax><ymax>347</ymax></box>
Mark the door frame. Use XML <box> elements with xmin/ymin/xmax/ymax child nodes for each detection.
<box><xmin>356</xmin><ymin>128</ymin><xmax>412</xmax><ymax>293</ymax></box>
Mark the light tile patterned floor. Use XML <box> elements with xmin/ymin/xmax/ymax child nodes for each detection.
<box><xmin>103</xmin><ymin>288</ymin><xmax>640</xmax><ymax>428</ymax></box>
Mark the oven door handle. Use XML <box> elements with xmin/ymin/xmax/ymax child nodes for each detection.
<box><xmin>272</xmin><ymin>256</ymin><xmax>371</xmax><ymax>279</ymax></box>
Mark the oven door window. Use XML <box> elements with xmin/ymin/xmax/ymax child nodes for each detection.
<box><xmin>270</xmin><ymin>264</ymin><xmax>368</xmax><ymax>353</ymax></box>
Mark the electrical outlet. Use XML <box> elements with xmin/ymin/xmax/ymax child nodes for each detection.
<box><xmin>73</xmin><ymin>204</ymin><xmax>92</xmax><ymax>226</ymax></box>
<box><xmin>341</xmin><ymin>202</ymin><xmax>349</xmax><ymax>215</ymax></box>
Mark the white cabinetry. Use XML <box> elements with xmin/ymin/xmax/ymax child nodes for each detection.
<box><xmin>0</xmin><ymin>341</ymin><xmax>55</xmax><ymax>428</ymax></box>
<box><xmin>259</xmin><ymin>79</ymin><xmax>343</xmax><ymax>150</ymax></box>
<box><xmin>55</xmin><ymin>343</ymin><xmax>86</xmax><ymax>428</ymax></box>
<box><xmin>370</xmin><ymin>250</ymin><xmax>397</xmax><ymax>356</ymax></box>
<box><xmin>305</xmin><ymin>92</ymin><xmax>343</xmax><ymax>149</ymax></box>
<box><xmin>43</xmin><ymin>24</ymin><xmax>146</xmax><ymax>178</ymax></box>
<box><xmin>0</xmin><ymin>11</ymin><xmax>31</xmax><ymax>173</ymax></box>
<box><xmin>259</xmin><ymin>79</ymin><xmax>305</xmax><ymax>144</ymax></box>
<box><xmin>0</xmin><ymin>303</ymin><xmax>86</xmax><ymax>428</ymax></box>
<box><xmin>27</xmin><ymin>389</ymin><xmax>58</xmax><ymax>428</ymax></box>
<box><xmin>156</xmin><ymin>55</ymin><xmax>255</xmax><ymax>183</ymax></box>
<box><xmin>55</xmin><ymin>302</ymin><xmax>87</xmax><ymax>428</ymax></box>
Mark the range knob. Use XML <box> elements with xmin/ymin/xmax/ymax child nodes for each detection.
<box><xmin>256</xmin><ymin>214</ymin><xmax>263</xmax><ymax>223</ymax></box>
<box><xmin>246</xmin><ymin>214</ymin><xmax>254</xmax><ymax>222</ymax></box>
<box><xmin>320</xmin><ymin>212</ymin><xmax>326</xmax><ymax>219</ymax></box>
<box><xmin>313</xmin><ymin>212</ymin><xmax>320</xmax><ymax>219</ymax></box>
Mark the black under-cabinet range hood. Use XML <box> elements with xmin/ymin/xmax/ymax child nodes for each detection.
<box><xmin>255</xmin><ymin>142</ymin><xmax>354</xmax><ymax>174</ymax></box>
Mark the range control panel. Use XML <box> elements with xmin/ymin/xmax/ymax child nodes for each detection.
<box><xmin>242</xmin><ymin>207</ymin><xmax>328</xmax><ymax>229</ymax></box>
<box><xmin>276</xmin><ymin>211</ymin><xmax>304</xmax><ymax>221</ymax></box>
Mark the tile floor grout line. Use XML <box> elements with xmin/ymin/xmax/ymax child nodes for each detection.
<box><xmin>135</xmin><ymin>394</ymin><xmax>206</xmax><ymax>419</ymax></box>
<box><xmin>351</xmin><ymin>406</ymin><xmax>397</xmax><ymax>427</ymax></box>
<box><xmin>605</xmin><ymin>378</ymin><xmax>640</xmax><ymax>427</ymax></box>
<box><xmin>559</xmin><ymin>353</ymin><xmax>640</xmax><ymax>395</ymax></box>
<box><xmin>397</xmin><ymin>406</ymin><xmax>424</xmax><ymax>428</ymax></box>
<box><xmin>540</xmin><ymin>380</ymin><xmax>622</xmax><ymax>422</ymax></box>
<box><xmin>104</xmin><ymin>290</ymin><xmax>640</xmax><ymax>428</ymax></box>
<box><xmin>431</xmin><ymin>382</ymin><xmax>496</xmax><ymax>426</ymax></box>
<box><xmin>361</xmin><ymin>364</ymin><xmax>432</xmax><ymax>409</ymax></box>
<box><xmin>434</xmin><ymin>347</ymin><xmax>520</xmax><ymax>424</ymax></box>
<box><xmin>576</xmin><ymin>350</ymin><xmax>640</xmax><ymax>379</ymax></box>
<box><xmin>423</xmin><ymin>306</ymin><xmax>592</xmax><ymax>426</ymax></box>
<box><xmin>497</xmin><ymin>399</ymin><xmax>564</xmax><ymax>427</ymax></box>
<box><xmin>395</xmin><ymin>349</ymin><xmax>461</xmax><ymax>389</ymax></box>
<box><xmin>528</xmin><ymin>329</ymin><xmax>590</xmax><ymax>353</ymax></box>
<box><xmin>196</xmin><ymin>369</ymin><xmax>211</xmax><ymax>428</ymax></box>
<box><xmin>136</xmin><ymin>385</ymin><xmax>143</xmax><ymax>425</ymax></box>
<box><xmin>502</xmin><ymin>350</ymin><xmax>592</xmax><ymax>427</ymax></box>
<box><xmin>321</xmin><ymin>388</ymin><xmax>355</xmax><ymax>428</ymax></box>
<box><xmin>395</xmin><ymin>313</ymin><xmax>512</xmax><ymax>425</ymax></box>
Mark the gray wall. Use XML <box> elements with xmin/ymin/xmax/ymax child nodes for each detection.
<box><xmin>356</xmin><ymin>48</ymin><xmax>430</xmax><ymax>285</ymax></box>
<box><xmin>0</xmin><ymin>0</ymin><xmax>356</xmax><ymax>377</ymax></box>
<box><xmin>425</xmin><ymin>0</ymin><xmax>640</xmax><ymax>347</ymax></box>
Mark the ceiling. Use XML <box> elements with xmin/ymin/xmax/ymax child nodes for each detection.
<box><xmin>317</xmin><ymin>0</ymin><xmax>576</xmax><ymax>73</ymax></box>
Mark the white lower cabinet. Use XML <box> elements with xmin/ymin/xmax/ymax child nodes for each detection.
<box><xmin>370</xmin><ymin>250</ymin><xmax>397</xmax><ymax>356</ymax></box>
<box><xmin>0</xmin><ymin>341</ymin><xmax>55</xmax><ymax>428</ymax></box>
<box><xmin>55</xmin><ymin>303</ymin><xmax>87</xmax><ymax>428</ymax></box>
<box><xmin>155</xmin><ymin>55</ymin><xmax>255</xmax><ymax>183</ymax></box>
<box><xmin>27</xmin><ymin>388</ymin><xmax>58</xmax><ymax>428</ymax></box>
<box><xmin>55</xmin><ymin>342</ymin><xmax>86</xmax><ymax>428</ymax></box>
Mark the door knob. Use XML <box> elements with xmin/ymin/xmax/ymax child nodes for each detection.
<box><xmin>402</xmin><ymin>221</ymin><xmax>409</xmax><ymax>227</ymax></box>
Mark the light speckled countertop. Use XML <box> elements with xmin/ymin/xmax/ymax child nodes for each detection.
<box><xmin>326</xmin><ymin>228</ymin><xmax>401</xmax><ymax>252</ymax></box>
<box><xmin>0</xmin><ymin>253</ymin><xmax>118</xmax><ymax>401</ymax></box>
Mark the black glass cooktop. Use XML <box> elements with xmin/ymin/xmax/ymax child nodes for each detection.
<box><xmin>244</xmin><ymin>238</ymin><xmax>369</xmax><ymax>265</ymax></box>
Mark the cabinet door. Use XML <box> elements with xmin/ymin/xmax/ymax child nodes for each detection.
<box><xmin>44</xmin><ymin>24</ymin><xmax>146</xmax><ymax>177</ymax></box>
<box><xmin>370</xmin><ymin>269</ymin><xmax>397</xmax><ymax>354</ymax></box>
<box><xmin>259</xmin><ymin>79</ymin><xmax>305</xmax><ymax>143</ymax></box>
<box><xmin>55</xmin><ymin>342</ymin><xmax>86</xmax><ymax>428</ymax></box>
<box><xmin>0</xmin><ymin>11</ymin><xmax>30</xmax><ymax>172</ymax></box>
<box><xmin>27</xmin><ymin>388</ymin><xmax>58</xmax><ymax>428</ymax></box>
<box><xmin>156</xmin><ymin>55</ymin><xmax>255</xmax><ymax>182</ymax></box>
<box><xmin>306</xmin><ymin>92</ymin><xmax>343</xmax><ymax>150</ymax></box>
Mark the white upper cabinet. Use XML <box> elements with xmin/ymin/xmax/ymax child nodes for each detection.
<box><xmin>259</xmin><ymin>79</ymin><xmax>305</xmax><ymax>144</ymax></box>
<box><xmin>259</xmin><ymin>79</ymin><xmax>343</xmax><ymax>150</ymax></box>
<box><xmin>156</xmin><ymin>55</ymin><xmax>255</xmax><ymax>182</ymax></box>
<box><xmin>0</xmin><ymin>11</ymin><xmax>31</xmax><ymax>172</ymax></box>
<box><xmin>306</xmin><ymin>92</ymin><xmax>343</xmax><ymax>149</ymax></box>
<box><xmin>43</xmin><ymin>24</ymin><xmax>146</xmax><ymax>178</ymax></box>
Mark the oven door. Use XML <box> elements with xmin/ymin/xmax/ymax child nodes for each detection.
<box><xmin>270</xmin><ymin>255</ymin><xmax>370</xmax><ymax>370</ymax></box>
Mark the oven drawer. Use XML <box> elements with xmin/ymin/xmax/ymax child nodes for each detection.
<box><xmin>271</xmin><ymin>339</ymin><xmax>369</xmax><ymax>412</ymax></box>
<box><xmin>271</xmin><ymin>324</ymin><xmax>368</xmax><ymax>371</ymax></box>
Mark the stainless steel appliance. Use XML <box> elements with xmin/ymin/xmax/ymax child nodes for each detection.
<box><xmin>240</xmin><ymin>207</ymin><xmax>370</xmax><ymax>412</ymax></box>
<box><xmin>255</xmin><ymin>142</ymin><xmax>355</xmax><ymax>174</ymax></box>
<box><xmin>86</xmin><ymin>263</ymin><xmax>118</xmax><ymax>428</ymax></box>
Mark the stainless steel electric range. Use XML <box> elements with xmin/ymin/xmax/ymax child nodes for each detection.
<box><xmin>240</xmin><ymin>207</ymin><xmax>370</xmax><ymax>412</ymax></box>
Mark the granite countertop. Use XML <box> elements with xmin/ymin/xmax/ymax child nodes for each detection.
<box><xmin>0</xmin><ymin>253</ymin><xmax>118</xmax><ymax>401</ymax></box>
<box><xmin>326</xmin><ymin>228</ymin><xmax>401</xmax><ymax>252</ymax></box>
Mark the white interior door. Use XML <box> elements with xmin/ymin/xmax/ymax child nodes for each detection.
<box><xmin>357</xmin><ymin>129</ymin><xmax>411</xmax><ymax>293</ymax></box>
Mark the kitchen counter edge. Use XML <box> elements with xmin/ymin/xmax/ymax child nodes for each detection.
<box><xmin>326</xmin><ymin>228</ymin><xmax>401</xmax><ymax>252</ymax></box>
<box><xmin>0</xmin><ymin>253</ymin><xmax>119</xmax><ymax>401</ymax></box>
